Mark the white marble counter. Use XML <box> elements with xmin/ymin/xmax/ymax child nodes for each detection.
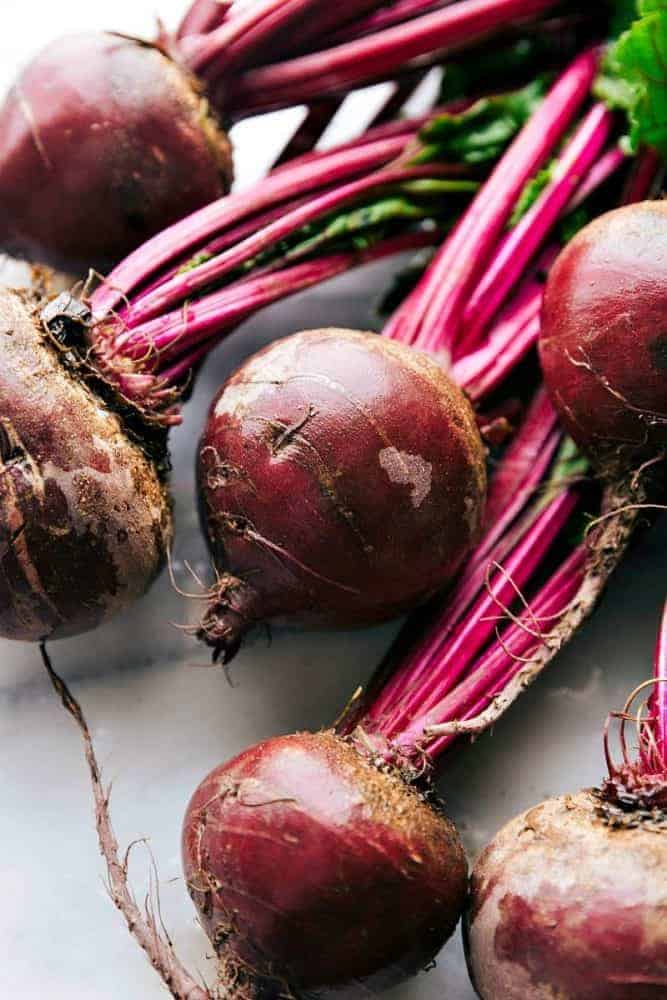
<box><xmin>1</xmin><ymin>4</ymin><xmax>666</xmax><ymax>998</ymax></box>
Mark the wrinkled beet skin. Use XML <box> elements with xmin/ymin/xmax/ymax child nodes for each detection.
<box><xmin>540</xmin><ymin>202</ymin><xmax>667</xmax><ymax>475</ymax></box>
<box><xmin>182</xmin><ymin>731</ymin><xmax>468</xmax><ymax>998</ymax></box>
<box><xmin>198</xmin><ymin>328</ymin><xmax>486</xmax><ymax>635</ymax></box>
<box><xmin>0</xmin><ymin>289</ymin><xmax>172</xmax><ymax>640</ymax></box>
<box><xmin>466</xmin><ymin>791</ymin><xmax>667</xmax><ymax>999</ymax></box>
<box><xmin>0</xmin><ymin>33</ymin><xmax>232</xmax><ymax>274</ymax></box>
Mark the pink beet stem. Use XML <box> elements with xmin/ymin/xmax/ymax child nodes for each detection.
<box><xmin>91</xmin><ymin>133</ymin><xmax>411</xmax><ymax>320</ymax></box>
<box><xmin>121</xmin><ymin>164</ymin><xmax>463</xmax><ymax>329</ymax></box>
<box><xmin>452</xmin><ymin>144</ymin><xmax>626</xmax><ymax>362</ymax></box>
<box><xmin>365</xmin><ymin>389</ymin><xmax>559</xmax><ymax>725</ymax></box>
<box><xmin>229</xmin><ymin>0</ymin><xmax>561</xmax><ymax>112</ymax></box>
<box><xmin>622</xmin><ymin>147</ymin><xmax>663</xmax><ymax>205</ymax></box>
<box><xmin>136</xmin><ymin>230</ymin><xmax>437</xmax><ymax>381</ymax></box>
<box><xmin>379</xmin><ymin>484</ymin><xmax>577</xmax><ymax>738</ymax></box>
<box><xmin>182</xmin><ymin>0</ymin><xmax>330</xmax><ymax>75</ymax></box>
<box><xmin>461</xmin><ymin>103</ymin><xmax>613</xmax><ymax>345</ymax></box>
<box><xmin>176</xmin><ymin>0</ymin><xmax>231</xmax><ymax>39</ymax></box>
<box><xmin>327</xmin><ymin>0</ymin><xmax>456</xmax><ymax>45</ymax></box>
<box><xmin>421</xmin><ymin>545</ymin><xmax>587</xmax><ymax>757</ymax></box>
<box><xmin>652</xmin><ymin>600</ymin><xmax>667</xmax><ymax>765</ymax></box>
<box><xmin>383</xmin><ymin>49</ymin><xmax>598</xmax><ymax>354</ymax></box>
<box><xmin>273</xmin><ymin>99</ymin><xmax>346</xmax><ymax>169</ymax></box>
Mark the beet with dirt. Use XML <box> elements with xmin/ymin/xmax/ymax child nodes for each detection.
<box><xmin>196</xmin><ymin>327</ymin><xmax>487</xmax><ymax>661</ymax></box>
<box><xmin>0</xmin><ymin>288</ymin><xmax>172</xmax><ymax>640</ymax></box>
<box><xmin>183</xmin><ymin>730</ymin><xmax>468</xmax><ymax>998</ymax></box>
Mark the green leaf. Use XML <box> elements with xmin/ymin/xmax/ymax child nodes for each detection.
<box><xmin>595</xmin><ymin>4</ymin><xmax>667</xmax><ymax>156</ymax></box>
<box><xmin>509</xmin><ymin>161</ymin><xmax>556</xmax><ymax>227</ymax></box>
<box><xmin>538</xmin><ymin>437</ymin><xmax>590</xmax><ymax>511</ymax></box>
<box><xmin>413</xmin><ymin>78</ymin><xmax>547</xmax><ymax>166</ymax></box>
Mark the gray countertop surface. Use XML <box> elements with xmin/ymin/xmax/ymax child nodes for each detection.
<box><xmin>1</xmin><ymin>5</ymin><xmax>665</xmax><ymax>998</ymax></box>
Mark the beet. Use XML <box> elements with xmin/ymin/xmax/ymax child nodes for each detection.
<box><xmin>196</xmin><ymin>328</ymin><xmax>487</xmax><ymax>661</ymax></box>
<box><xmin>0</xmin><ymin>33</ymin><xmax>232</xmax><ymax>273</ymax></box>
<box><xmin>182</xmin><ymin>730</ymin><xmax>468</xmax><ymax>997</ymax></box>
<box><xmin>0</xmin><ymin>288</ymin><xmax>172</xmax><ymax>640</ymax></box>
<box><xmin>539</xmin><ymin>202</ymin><xmax>667</xmax><ymax>477</ymax></box>
<box><xmin>465</xmin><ymin>791</ymin><xmax>667</xmax><ymax>999</ymax></box>
<box><xmin>467</xmin><ymin>603</ymin><xmax>667</xmax><ymax>998</ymax></box>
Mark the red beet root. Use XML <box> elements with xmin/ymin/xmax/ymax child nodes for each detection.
<box><xmin>466</xmin><ymin>602</ymin><xmax>667</xmax><ymax>998</ymax></box>
<box><xmin>0</xmin><ymin>33</ymin><xmax>232</xmax><ymax>273</ymax></box>
<box><xmin>182</xmin><ymin>731</ymin><xmax>468</xmax><ymax>997</ymax></box>
<box><xmin>539</xmin><ymin>202</ymin><xmax>667</xmax><ymax>477</ymax></box>
<box><xmin>466</xmin><ymin>792</ymin><xmax>667</xmax><ymax>999</ymax></box>
<box><xmin>0</xmin><ymin>288</ymin><xmax>172</xmax><ymax>640</ymax></box>
<box><xmin>197</xmin><ymin>328</ymin><xmax>487</xmax><ymax>661</ymax></box>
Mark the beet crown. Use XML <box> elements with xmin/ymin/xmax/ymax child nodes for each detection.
<box><xmin>0</xmin><ymin>289</ymin><xmax>172</xmax><ymax>641</ymax></box>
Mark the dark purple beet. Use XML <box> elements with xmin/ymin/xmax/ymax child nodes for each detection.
<box><xmin>0</xmin><ymin>288</ymin><xmax>172</xmax><ymax>640</ymax></box>
<box><xmin>196</xmin><ymin>327</ymin><xmax>487</xmax><ymax>661</ymax></box>
<box><xmin>539</xmin><ymin>202</ymin><xmax>667</xmax><ymax>477</ymax></box>
<box><xmin>0</xmin><ymin>32</ymin><xmax>232</xmax><ymax>274</ymax></box>
<box><xmin>182</xmin><ymin>730</ymin><xmax>468</xmax><ymax>998</ymax></box>
<box><xmin>465</xmin><ymin>791</ymin><xmax>667</xmax><ymax>998</ymax></box>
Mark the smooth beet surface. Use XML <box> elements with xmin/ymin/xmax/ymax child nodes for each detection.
<box><xmin>539</xmin><ymin>202</ymin><xmax>667</xmax><ymax>476</ymax></box>
<box><xmin>182</xmin><ymin>731</ymin><xmax>468</xmax><ymax>998</ymax></box>
<box><xmin>0</xmin><ymin>288</ymin><xmax>172</xmax><ymax>640</ymax></box>
<box><xmin>0</xmin><ymin>33</ymin><xmax>232</xmax><ymax>273</ymax></box>
<box><xmin>197</xmin><ymin>328</ymin><xmax>487</xmax><ymax>660</ymax></box>
<box><xmin>466</xmin><ymin>791</ymin><xmax>667</xmax><ymax>999</ymax></box>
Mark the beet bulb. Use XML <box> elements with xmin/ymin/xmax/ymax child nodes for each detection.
<box><xmin>0</xmin><ymin>288</ymin><xmax>172</xmax><ymax>640</ymax></box>
<box><xmin>182</xmin><ymin>730</ymin><xmax>468</xmax><ymax>998</ymax></box>
<box><xmin>539</xmin><ymin>202</ymin><xmax>667</xmax><ymax>478</ymax></box>
<box><xmin>0</xmin><ymin>33</ymin><xmax>232</xmax><ymax>273</ymax></box>
<box><xmin>196</xmin><ymin>328</ymin><xmax>487</xmax><ymax>662</ymax></box>
<box><xmin>466</xmin><ymin>791</ymin><xmax>667</xmax><ymax>999</ymax></box>
<box><xmin>466</xmin><ymin>600</ymin><xmax>667</xmax><ymax>999</ymax></box>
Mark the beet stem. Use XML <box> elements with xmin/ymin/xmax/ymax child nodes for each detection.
<box><xmin>122</xmin><ymin>163</ymin><xmax>462</xmax><ymax>329</ymax></box>
<box><xmin>151</xmin><ymin>230</ymin><xmax>438</xmax><ymax>386</ymax></box>
<box><xmin>364</xmin><ymin>389</ymin><xmax>559</xmax><ymax>725</ymax></box>
<box><xmin>460</xmin><ymin>102</ymin><xmax>613</xmax><ymax>346</ymax></box>
<box><xmin>652</xmin><ymin>600</ymin><xmax>667</xmax><ymax>764</ymax></box>
<box><xmin>40</xmin><ymin>645</ymin><xmax>211</xmax><ymax>1000</ymax></box>
<box><xmin>176</xmin><ymin>0</ymin><xmax>231</xmax><ymax>40</ymax></box>
<box><xmin>383</xmin><ymin>49</ymin><xmax>598</xmax><ymax>353</ymax></box>
<box><xmin>91</xmin><ymin>133</ymin><xmax>411</xmax><ymax>320</ymax></box>
<box><xmin>182</xmin><ymin>0</ymin><xmax>331</xmax><ymax>76</ymax></box>
<box><xmin>415</xmin><ymin>546</ymin><xmax>587</xmax><ymax>756</ymax></box>
<box><xmin>381</xmin><ymin>488</ymin><xmax>578</xmax><ymax>738</ymax></box>
<box><xmin>227</xmin><ymin>0</ymin><xmax>562</xmax><ymax>111</ymax></box>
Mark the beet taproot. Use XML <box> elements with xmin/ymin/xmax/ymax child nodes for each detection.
<box><xmin>0</xmin><ymin>32</ymin><xmax>232</xmax><ymax>274</ymax></box>
<box><xmin>539</xmin><ymin>202</ymin><xmax>667</xmax><ymax>477</ymax></box>
<box><xmin>196</xmin><ymin>328</ymin><xmax>487</xmax><ymax>661</ymax></box>
<box><xmin>182</xmin><ymin>730</ymin><xmax>468</xmax><ymax>998</ymax></box>
<box><xmin>0</xmin><ymin>288</ymin><xmax>172</xmax><ymax>640</ymax></box>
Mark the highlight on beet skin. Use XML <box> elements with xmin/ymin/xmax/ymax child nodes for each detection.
<box><xmin>466</xmin><ymin>600</ymin><xmax>667</xmax><ymax>1000</ymax></box>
